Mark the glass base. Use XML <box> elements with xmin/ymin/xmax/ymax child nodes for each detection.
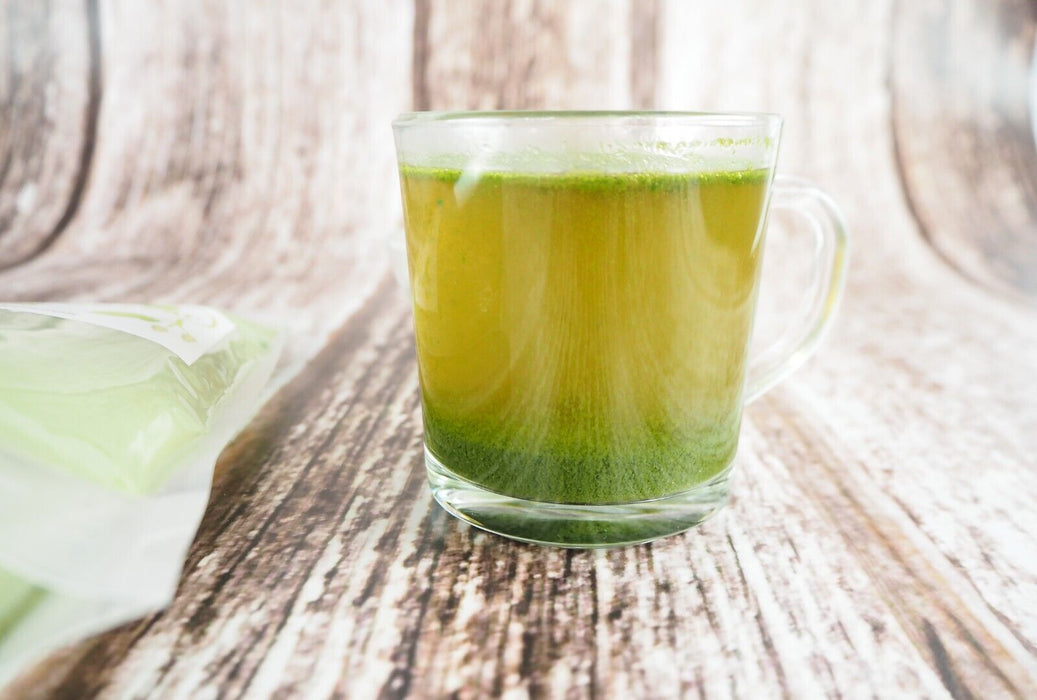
<box><xmin>426</xmin><ymin>447</ymin><xmax>732</xmax><ymax>548</ymax></box>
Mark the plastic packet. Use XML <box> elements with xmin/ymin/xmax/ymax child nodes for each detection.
<box><xmin>0</xmin><ymin>303</ymin><xmax>282</xmax><ymax>687</ymax></box>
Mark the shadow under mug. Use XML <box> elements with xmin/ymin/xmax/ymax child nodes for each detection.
<box><xmin>393</xmin><ymin>111</ymin><xmax>848</xmax><ymax>548</ymax></box>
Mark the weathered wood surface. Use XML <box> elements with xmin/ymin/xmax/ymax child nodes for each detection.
<box><xmin>1</xmin><ymin>0</ymin><xmax>1036</xmax><ymax>698</ymax></box>
<box><xmin>892</xmin><ymin>0</ymin><xmax>1037</xmax><ymax>303</ymax></box>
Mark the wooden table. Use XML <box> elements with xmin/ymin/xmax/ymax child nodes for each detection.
<box><xmin>2</xmin><ymin>1</ymin><xmax>1036</xmax><ymax>697</ymax></box>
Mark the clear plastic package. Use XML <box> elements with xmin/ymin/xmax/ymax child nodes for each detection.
<box><xmin>0</xmin><ymin>303</ymin><xmax>282</xmax><ymax>686</ymax></box>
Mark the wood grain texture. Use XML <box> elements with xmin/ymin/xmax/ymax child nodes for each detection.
<box><xmin>0</xmin><ymin>0</ymin><xmax>98</xmax><ymax>269</ymax></box>
<box><xmin>0</xmin><ymin>0</ymin><xmax>411</xmax><ymax>380</ymax></box>
<box><xmin>892</xmin><ymin>0</ymin><xmax>1037</xmax><ymax>302</ymax></box>
<box><xmin>1</xmin><ymin>0</ymin><xmax>1036</xmax><ymax>698</ymax></box>
<box><xmin>415</xmin><ymin>0</ymin><xmax>646</xmax><ymax>110</ymax></box>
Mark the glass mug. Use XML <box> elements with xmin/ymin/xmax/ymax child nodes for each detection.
<box><xmin>392</xmin><ymin>111</ymin><xmax>847</xmax><ymax>547</ymax></box>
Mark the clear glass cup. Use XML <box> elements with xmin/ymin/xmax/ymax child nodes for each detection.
<box><xmin>393</xmin><ymin>111</ymin><xmax>848</xmax><ymax>547</ymax></box>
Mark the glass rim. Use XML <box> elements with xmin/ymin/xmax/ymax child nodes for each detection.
<box><xmin>393</xmin><ymin>110</ymin><xmax>782</xmax><ymax>129</ymax></box>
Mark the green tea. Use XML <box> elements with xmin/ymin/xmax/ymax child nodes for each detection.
<box><xmin>401</xmin><ymin>165</ymin><xmax>769</xmax><ymax>504</ymax></box>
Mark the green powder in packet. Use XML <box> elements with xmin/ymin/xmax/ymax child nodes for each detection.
<box><xmin>0</xmin><ymin>303</ymin><xmax>282</xmax><ymax>688</ymax></box>
<box><xmin>0</xmin><ymin>305</ymin><xmax>278</xmax><ymax>494</ymax></box>
<box><xmin>0</xmin><ymin>568</ymin><xmax>41</xmax><ymax>641</ymax></box>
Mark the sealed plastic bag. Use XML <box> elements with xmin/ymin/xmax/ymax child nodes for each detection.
<box><xmin>0</xmin><ymin>303</ymin><xmax>281</xmax><ymax>686</ymax></box>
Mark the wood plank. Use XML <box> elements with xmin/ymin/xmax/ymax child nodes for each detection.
<box><xmin>0</xmin><ymin>0</ymin><xmax>412</xmax><ymax>382</ymax></box>
<box><xmin>628</xmin><ymin>0</ymin><xmax>659</xmax><ymax>111</ymax></box>
<box><xmin>415</xmin><ymin>0</ymin><xmax>641</xmax><ymax>110</ymax></box>
<box><xmin>891</xmin><ymin>0</ymin><xmax>1037</xmax><ymax>302</ymax></box>
<box><xmin>0</xmin><ymin>0</ymin><xmax>99</xmax><ymax>270</ymax></box>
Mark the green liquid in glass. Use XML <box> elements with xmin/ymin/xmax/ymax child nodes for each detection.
<box><xmin>401</xmin><ymin>166</ymin><xmax>769</xmax><ymax>504</ymax></box>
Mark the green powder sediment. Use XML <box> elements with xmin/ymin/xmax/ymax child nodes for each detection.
<box><xmin>424</xmin><ymin>406</ymin><xmax>738</xmax><ymax>504</ymax></box>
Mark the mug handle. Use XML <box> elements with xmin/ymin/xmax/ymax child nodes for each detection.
<box><xmin>743</xmin><ymin>175</ymin><xmax>850</xmax><ymax>403</ymax></box>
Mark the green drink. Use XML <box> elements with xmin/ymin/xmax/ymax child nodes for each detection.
<box><xmin>394</xmin><ymin>112</ymin><xmax>847</xmax><ymax>546</ymax></box>
<box><xmin>402</xmin><ymin>167</ymin><xmax>768</xmax><ymax>504</ymax></box>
